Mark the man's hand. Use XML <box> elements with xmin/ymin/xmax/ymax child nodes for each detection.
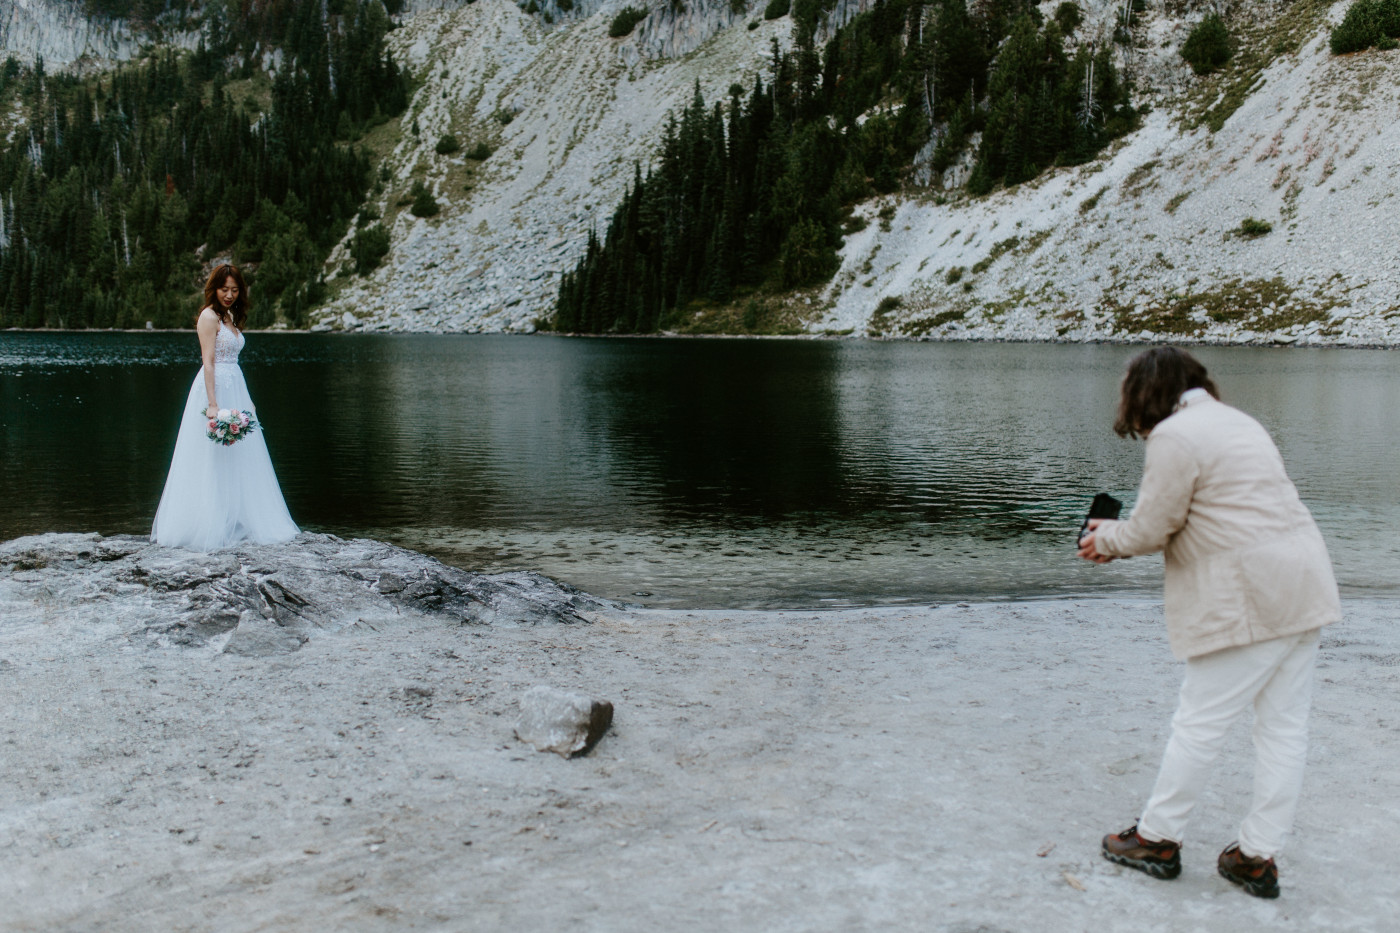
<box><xmin>1077</xmin><ymin>518</ymin><xmax>1116</xmax><ymax>564</ymax></box>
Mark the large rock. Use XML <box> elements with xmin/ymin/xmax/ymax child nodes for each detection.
<box><xmin>0</xmin><ymin>532</ymin><xmax>611</xmax><ymax>654</ymax></box>
<box><xmin>514</xmin><ymin>686</ymin><xmax>614</xmax><ymax>757</ymax></box>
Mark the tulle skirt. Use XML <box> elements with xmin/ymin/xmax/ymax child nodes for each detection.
<box><xmin>151</xmin><ymin>363</ymin><xmax>299</xmax><ymax>551</ymax></box>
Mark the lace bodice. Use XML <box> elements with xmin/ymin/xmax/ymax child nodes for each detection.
<box><xmin>214</xmin><ymin>322</ymin><xmax>245</xmax><ymax>365</ymax></box>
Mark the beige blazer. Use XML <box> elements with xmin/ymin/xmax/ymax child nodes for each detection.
<box><xmin>1094</xmin><ymin>393</ymin><xmax>1340</xmax><ymax>659</ymax></box>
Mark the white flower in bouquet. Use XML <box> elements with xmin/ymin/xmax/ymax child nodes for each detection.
<box><xmin>206</xmin><ymin>408</ymin><xmax>259</xmax><ymax>446</ymax></box>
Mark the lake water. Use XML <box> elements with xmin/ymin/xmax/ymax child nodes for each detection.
<box><xmin>2</xmin><ymin>333</ymin><xmax>1396</xmax><ymax>607</ymax></box>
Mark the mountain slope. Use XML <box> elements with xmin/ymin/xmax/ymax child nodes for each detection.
<box><xmin>824</xmin><ymin>9</ymin><xmax>1400</xmax><ymax>346</ymax></box>
<box><xmin>315</xmin><ymin>0</ymin><xmax>788</xmax><ymax>332</ymax></box>
<box><xmin>317</xmin><ymin>0</ymin><xmax>1400</xmax><ymax>346</ymax></box>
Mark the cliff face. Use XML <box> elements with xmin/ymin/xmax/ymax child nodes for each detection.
<box><xmin>0</xmin><ymin>0</ymin><xmax>198</xmax><ymax>67</ymax></box>
<box><xmin>1</xmin><ymin>0</ymin><xmax>143</xmax><ymax>65</ymax></box>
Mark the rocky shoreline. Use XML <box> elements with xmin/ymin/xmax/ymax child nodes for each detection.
<box><xmin>3</xmin><ymin>533</ymin><xmax>1397</xmax><ymax>931</ymax></box>
<box><xmin>0</xmin><ymin>532</ymin><xmax>609</xmax><ymax>655</ymax></box>
<box><xmin>7</xmin><ymin>326</ymin><xmax>1398</xmax><ymax>349</ymax></box>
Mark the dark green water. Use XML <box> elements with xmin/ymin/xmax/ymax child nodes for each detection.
<box><xmin>2</xmin><ymin>333</ymin><xmax>1395</xmax><ymax>607</ymax></box>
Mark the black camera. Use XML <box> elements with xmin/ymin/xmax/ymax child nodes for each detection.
<box><xmin>1078</xmin><ymin>493</ymin><xmax>1123</xmax><ymax>545</ymax></box>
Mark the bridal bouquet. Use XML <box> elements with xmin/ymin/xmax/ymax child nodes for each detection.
<box><xmin>206</xmin><ymin>408</ymin><xmax>258</xmax><ymax>446</ymax></box>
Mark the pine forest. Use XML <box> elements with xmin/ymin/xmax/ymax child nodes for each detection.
<box><xmin>0</xmin><ymin>0</ymin><xmax>408</xmax><ymax>329</ymax></box>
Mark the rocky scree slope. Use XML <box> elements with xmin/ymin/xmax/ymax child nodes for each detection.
<box><xmin>316</xmin><ymin>0</ymin><xmax>1400</xmax><ymax>346</ymax></box>
<box><xmin>824</xmin><ymin>2</ymin><xmax>1400</xmax><ymax>347</ymax></box>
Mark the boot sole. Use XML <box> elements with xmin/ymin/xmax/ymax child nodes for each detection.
<box><xmin>1103</xmin><ymin>849</ymin><xmax>1182</xmax><ymax>880</ymax></box>
<box><xmin>1218</xmin><ymin>864</ymin><xmax>1280</xmax><ymax>899</ymax></box>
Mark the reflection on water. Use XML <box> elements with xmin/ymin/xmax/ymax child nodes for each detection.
<box><xmin>2</xmin><ymin>333</ymin><xmax>1397</xmax><ymax>607</ymax></box>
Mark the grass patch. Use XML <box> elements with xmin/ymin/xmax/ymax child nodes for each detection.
<box><xmin>1164</xmin><ymin>190</ymin><xmax>1191</xmax><ymax>214</ymax></box>
<box><xmin>1108</xmin><ymin>277</ymin><xmax>1330</xmax><ymax>336</ymax></box>
<box><xmin>970</xmin><ymin>236</ymin><xmax>1020</xmax><ymax>275</ymax></box>
<box><xmin>1122</xmin><ymin>160</ymin><xmax>1160</xmax><ymax>198</ymax></box>
<box><xmin>903</xmin><ymin>307</ymin><xmax>968</xmax><ymax>336</ymax></box>
<box><xmin>1078</xmin><ymin>187</ymin><xmax>1106</xmax><ymax>214</ymax></box>
<box><xmin>1237</xmin><ymin>217</ymin><xmax>1273</xmax><ymax>237</ymax></box>
<box><xmin>1020</xmin><ymin>229</ymin><xmax>1052</xmax><ymax>253</ymax></box>
<box><xmin>670</xmin><ymin>293</ymin><xmax>821</xmax><ymax>335</ymax></box>
<box><xmin>868</xmin><ymin>294</ymin><xmax>904</xmax><ymax>334</ymax></box>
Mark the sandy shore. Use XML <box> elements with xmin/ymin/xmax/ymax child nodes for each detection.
<box><xmin>3</xmin><ymin>585</ymin><xmax>1397</xmax><ymax>931</ymax></box>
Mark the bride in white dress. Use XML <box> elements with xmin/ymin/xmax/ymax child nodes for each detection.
<box><xmin>151</xmin><ymin>264</ymin><xmax>299</xmax><ymax>551</ymax></box>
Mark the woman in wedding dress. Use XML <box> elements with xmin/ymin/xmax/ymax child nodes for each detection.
<box><xmin>151</xmin><ymin>264</ymin><xmax>299</xmax><ymax>551</ymax></box>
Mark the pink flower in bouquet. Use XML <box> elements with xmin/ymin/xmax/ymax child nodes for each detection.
<box><xmin>231</xmin><ymin>423</ymin><xmax>240</xmax><ymax>434</ymax></box>
<box><xmin>208</xmin><ymin>419</ymin><xmax>217</xmax><ymax>431</ymax></box>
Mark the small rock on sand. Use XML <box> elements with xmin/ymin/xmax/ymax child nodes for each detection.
<box><xmin>514</xmin><ymin>686</ymin><xmax>614</xmax><ymax>757</ymax></box>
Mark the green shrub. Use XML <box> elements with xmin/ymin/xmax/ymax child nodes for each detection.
<box><xmin>608</xmin><ymin>6</ymin><xmax>648</xmax><ymax>37</ymax></box>
<box><xmin>434</xmin><ymin>133</ymin><xmax>460</xmax><ymax>155</ymax></box>
<box><xmin>1330</xmin><ymin>0</ymin><xmax>1400</xmax><ymax>55</ymax></box>
<box><xmin>764</xmin><ymin>0</ymin><xmax>789</xmax><ymax>19</ymax></box>
<box><xmin>409</xmin><ymin>181</ymin><xmax>440</xmax><ymax>218</ymax></box>
<box><xmin>944</xmin><ymin>266</ymin><xmax>964</xmax><ymax>285</ymax></box>
<box><xmin>466</xmin><ymin>142</ymin><xmax>493</xmax><ymax>160</ymax></box>
<box><xmin>350</xmin><ymin>224</ymin><xmax>392</xmax><ymax>274</ymax></box>
<box><xmin>1181</xmin><ymin>14</ymin><xmax>1233</xmax><ymax>74</ymax></box>
<box><xmin>1238</xmin><ymin>217</ymin><xmax>1272</xmax><ymax>237</ymax></box>
<box><xmin>557</xmin><ymin>0</ymin><xmax>573</xmax><ymax>10</ymax></box>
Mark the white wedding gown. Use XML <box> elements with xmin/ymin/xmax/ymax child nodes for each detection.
<box><xmin>151</xmin><ymin>322</ymin><xmax>300</xmax><ymax>551</ymax></box>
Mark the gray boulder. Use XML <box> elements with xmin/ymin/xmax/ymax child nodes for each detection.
<box><xmin>0</xmin><ymin>532</ymin><xmax>611</xmax><ymax>654</ymax></box>
<box><xmin>515</xmin><ymin>686</ymin><xmax>614</xmax><ymax>757</ymax></box>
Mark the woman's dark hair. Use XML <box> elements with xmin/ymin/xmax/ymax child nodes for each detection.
<box><xmin>1114</xmin><ymin>347</ymin><xmax>1219</xmax><ymax>438</ymax></box>
<box><xmin>201</xmin><ymin>264</ymin><xmax>250</xmax><ymax>330</ymax></box>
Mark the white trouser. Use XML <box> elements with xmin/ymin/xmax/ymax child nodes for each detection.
<box><xmin>1136</xmin><ymin>627</ymin><xmax>1321</xmax><ymax>859</ymax></box>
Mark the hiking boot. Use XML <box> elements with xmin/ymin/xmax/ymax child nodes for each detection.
<box><xmin>1217</xmin><ymin>842</ymin><xmax>1280</xmax><ymax>899</ymax></box>
<box><xmin>1101</xmin><ymin>824</ymin><xmax>1182</xmax><ymax>879</ymax></box>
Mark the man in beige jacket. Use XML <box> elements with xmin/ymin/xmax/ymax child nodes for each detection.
<box><xmin>1077</xmin><ymin>347</ymin><xmax>1341</xmax><ymax>899</ymax></box>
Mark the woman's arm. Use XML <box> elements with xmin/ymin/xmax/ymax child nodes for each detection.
<box><xmin>1091</xmin><ymin>432</ymin><xmax>1199</xmax><ymax>558</ymax></box>
<box><xmin>197</xmin><ymin>308</ymin><xmax>219</xmax><ymax>417</ymax></box>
